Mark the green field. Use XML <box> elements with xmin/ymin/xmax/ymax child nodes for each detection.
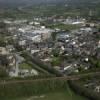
<box><xmin>9</xmin><ymin>92</ymin><xmax>88</xmax><ymax>100</ymax></box>
<box><xmin>7</xmin><ymin>87</ymin><xmax>88</xmax><ymax>100</ymax></box>
<box><xmin>0</xmin><ymin>81</ymin><xmax>89</xmax><ymax>100</ymax></box>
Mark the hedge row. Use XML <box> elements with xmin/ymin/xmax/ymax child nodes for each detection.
<box><xmin>68</xmin><ymin>80</ymin><xmax>100</xmax><ymax>100</ymax></box>
<box><xmin>0</xmin><ymin>74</ymin><xmax>55</xmax><ymax>81</ymax></box>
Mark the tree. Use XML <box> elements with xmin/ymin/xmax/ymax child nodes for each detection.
<box><xmin>0</xmin><ymin>55</ymin><xmax>9</xmax><ymax>67</ymax></box>
<box><xmin>0</xmin><ymin>67</ymin><xmax>8</xmax><ymax>78</ymax></box>
<box><xmin>0</xmin><ymin>22</ymin><xmax>6</xmax><ymax>29</ymax></box>
<box><xmin>96</xmin><ymin>61</ymin><xmax>100</xmax><ymax>68</ymax></box>
<box><xmin>52</xmin><ymin>48</ymin><xmax>60</xmax><ymax>57</ymax></box>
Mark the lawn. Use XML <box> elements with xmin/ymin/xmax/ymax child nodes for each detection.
<box><xmin>19</xmin><ymin>62</ymin><xmax>32</xmax><ymax>70</ymax></box>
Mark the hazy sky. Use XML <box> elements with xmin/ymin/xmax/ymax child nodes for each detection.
<box><xmin>0</xmin><ymin>0</ymin><xmax>67</xmax><ymax>6</ymax></box>
<box><xmin>0</xmin><ymin>0</ymin><xmax>98</xmax><ymax>8</ymax></box>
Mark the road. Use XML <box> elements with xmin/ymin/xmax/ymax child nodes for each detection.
<box><xmin>0</xmin><ymin>71</ymin><xmax>100</xmax><ymax>85</ymax></box>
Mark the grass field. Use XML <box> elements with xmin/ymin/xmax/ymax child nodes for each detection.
<box><xmin>7</xmin><ymin>86</ymin><xmax>88</xmax><ymax>100</ymax></box>
<box><xmin>9</xmin><ymin>92</ymin><xmax>88</xmax><ymax>100</ymax></box>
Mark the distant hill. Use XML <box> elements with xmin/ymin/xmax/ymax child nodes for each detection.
<box><xmin>0</xmin><ymin>0</ymin><xmax>100</xmax><ymax>8</ymax></box>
